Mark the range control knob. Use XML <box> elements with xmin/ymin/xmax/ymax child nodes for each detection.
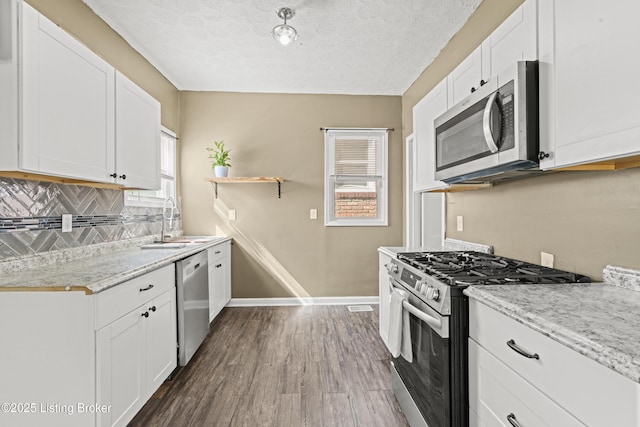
<box><xmin>425</xmin><ymin>286</ymin><xmax>440</xmax><ymax>301</ymax></box>
<box><xmin>390</xmin><ymin>264</ymin><xmax>399</xmax><ymax>274</ymax></box>
<box><xmin>419</xmin><ymin>283</ymin><xmax>428</xmax><ymax>294</ymax></box>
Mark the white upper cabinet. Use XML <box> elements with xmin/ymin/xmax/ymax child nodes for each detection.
<box><xmin>538</xmin><ymin>0</ymin><xmax>640</xmax><ymax>169</ymax></box>
<box><xmin>413</xmin><ymin>78</ymin><xmax>448</xmax><ymax>192</ymax></box>
<box><xmin>1</xmin><ymin>2</ymin><xmax>115</xmax><ymax>181</ymax></box>
<box><xmin>447</xmin><ymin>46</ymin><xmax>484</xmax><ymax>107</ymax></box>
<box><xmin>0</xmin><ymin>1</ymin><xmax>161</xmax><ymax>189</ymax></box>
<box><xmin>448</xmin><ymin>0</ymin><xmax>538</xmax><ymax>108</ymax></box>
<box><xmin>115</xmin><ymin>71</ymin><xmax>161</xmax><ymax>189</ymax></box>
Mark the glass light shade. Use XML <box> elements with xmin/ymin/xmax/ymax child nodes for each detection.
<box><xmin>272</xmin><ymin>24</ymin><xmax>298</xmax><ymax>45</ymax></box>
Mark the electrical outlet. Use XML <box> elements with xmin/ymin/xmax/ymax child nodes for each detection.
<box><xmin>541</xmin><ymin>252</ymin><xmax>554</xmax><ymax>268</ymax></box>
<box><xmin>310</xmin><ymin>209</ymin><xmax>318</xmax><ymax>220</ymax></box>
<box><xmin>228</xmin><ymin>209</ymin><xmax>236</xmax><ymax>221</ymax></box>
<box><xmin>456</xmin><ymin>216</ymin><xmax>464</xmax><ymax>232</ymax></box>
<box><xmin>62</xmin><ymin>214</ymin><xmax>72</xmax><ymax>233</ymax></box>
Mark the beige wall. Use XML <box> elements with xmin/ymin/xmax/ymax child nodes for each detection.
<box><xmin>180</xmin><ymin>92</ymin><xmax>403</xmax><ymax>298</ymax></box>
<box><xmin>402</xmin><ymin>0</ymin><xmax>640</xmax><ymax>281</ymax></box>
<box><xmin>26</xmin><ymin>0</ymin><xmax>180</xmax><ymax>132</ymax></box>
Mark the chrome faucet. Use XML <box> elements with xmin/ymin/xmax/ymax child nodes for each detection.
<box><xmin>159</xmin><ymin>197</ymin><xmax>176</xmax><ymax>242</ymax></box>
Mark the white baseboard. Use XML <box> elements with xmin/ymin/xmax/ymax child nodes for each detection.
<box><xmin>227</xmin><ymin>296</ymin><xmax>380</xmax><ymax>307</ymax></box>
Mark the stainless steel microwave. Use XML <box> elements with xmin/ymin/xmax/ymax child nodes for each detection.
<box><xmin>434</xmin><ymin>61</ymin><xmax>540</xmax><ymax>184</ymax></box>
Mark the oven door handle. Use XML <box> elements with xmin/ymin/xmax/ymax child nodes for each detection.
<box><xmin>482</xmin><ymin>91</ymin><xmax>501</xmax><ymax>153</ymax></box>
<box><xmin>402</xmin><ymin>300</ymin><xmax>442</xmax><ymax>330</ymax></box>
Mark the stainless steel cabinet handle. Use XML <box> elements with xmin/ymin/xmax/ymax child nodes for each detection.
<box><xmin>139</xmin><ymin>284</ymin><xmax>154</xmax><ymax>292</ymax></box>
<box><xmin>507</xmin><ymin>339</ymin><xmax>540</xmax><ymax>360</ymax></box>
<box><xmin>482</xmin><ymin>91</ymin><xmax>501</xmax><ymax>153</ymax></box>
<box><xmin>507</xmin><ymin>413</ymin><xmax>521</xmax><ymax>427</ymax></box>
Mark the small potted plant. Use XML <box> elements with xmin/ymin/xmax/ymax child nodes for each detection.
<box><xmin>207</xmin><ymin>140</ymin><xmax>231</xmax><ymax>177</ymax></box>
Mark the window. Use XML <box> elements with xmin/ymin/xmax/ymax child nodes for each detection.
<box><xmin>125</xmin><ymin>127</ymin><xmax>177</xmax><ymax>207</ymax></box>
<box><xmin>324</xmin><ymin>129</ymin><xmax>388</xmax><ymax>226</ymax></box>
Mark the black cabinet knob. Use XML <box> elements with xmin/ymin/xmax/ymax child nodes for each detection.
<box><xmin>470</xmin><ymin>87</ymin><xmax>476</xmax><ymax>93</ymax></box>
<box><xmin>480</xmin><ymin>79</ymin><xmax>486</xmax><ymax>86</ymax></box>
<box><xmin>141</xmin><ymin>311</ymin><xmax>149</xmax><ymax>318</ymax></box>
<box><xmin>119</xmin><ymin>174</ymin><xmax>127</xmax><ymax>180</ymax></box>
<box><xmin>109</xmin><ymin>173</ymin><xmax>117</xmax><ymax>178</ymax></box>
<box><xmin>149</xmin><ymin>306</ymin><xmax>157</xmax><ymax>312</ymax></box>
<box><xmin>538</xmin><ymin>151</ymin><xmax>550</xmax><ymax>160</ymax></box>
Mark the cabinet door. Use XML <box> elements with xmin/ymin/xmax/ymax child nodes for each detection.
<box><xmin>145</xmin><ymin>290</ymin><xmax>177</xmax><ymax>393</ymax></box>
<box><xmin>222</xmin><ymin>251</ymin><xmax>231</xmax><ymax>305</ymax></box>
<box><xmin>209</xmin><ymin>259</ymin><xmax>226</xmax><ymax>322</ymax></box>
<box><xmin>539</xmin><ymin>0</ymin><xmax>640</xmax><ymax>169</ymax></box>
<box><xmin>413</xmin><ymin>79</ymin><xmax>449</xmax><ymax>192</ymax></box>
<box><xmin>96</xmin><ymin>308</ymin><xmax>145</xmax><ymax>427</ymax></box>
<box><xmin>21</xmin><ymin>3</ymin><xmax>115</xmax><ymax>182</ymax></box>
<box><xmin>378</xmin><ymin>251</ymin><xmax>393</xmax><ymax>346</ymax></box>
<box><xmin>447</xmin><ymin>46</ymin><xmax>483</xmax><ymax>107</ymax></box>
<box><xmin>115</xmin><ymin>71</ymin><xmax>161</xmax><ymax>189</ymax></box>
<box><xmin>482</xmin><ymin>0</ymin><xmax>537</xmax><ymax>80</ymax></box>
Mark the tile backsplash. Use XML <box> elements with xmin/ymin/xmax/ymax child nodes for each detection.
<box><xmin>0</xmin><ymin>178</ymin><xmax>178</xmax><ymax>259</ymax></box>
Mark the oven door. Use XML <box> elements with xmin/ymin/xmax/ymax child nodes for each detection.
<box><xmin>390</xmin><ymin>280</ymin><xmax>450</xmax><ymax>427</ymax></box>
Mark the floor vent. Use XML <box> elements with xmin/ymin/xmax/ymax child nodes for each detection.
<box><xmin>347</xmin><ymin>305</ymin><xmax>373</xmax><ymax>312</ymax></box>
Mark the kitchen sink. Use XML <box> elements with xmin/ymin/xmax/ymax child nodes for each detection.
<box><xmin>140</xmin><ymin>236</ymin><xmax>224</xmax><ymax>249</ymax></box>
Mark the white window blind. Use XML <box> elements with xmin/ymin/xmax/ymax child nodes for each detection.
<box><xmin>324</xmin><ymin>129</ymin><xmax>388</xmax><ymax>226</ymax></box>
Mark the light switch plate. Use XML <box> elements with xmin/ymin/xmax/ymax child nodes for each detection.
<box><xmin>310</xmin><ymin>209</ymin><xmax>318</xmax><ymax>220</ymax></box>
<box><xmin>456</xmin><ymin>216</ymin><xmax>464</xmax><ymax>232</ymax></box>
<box><xmin>62</xmin><ymin>214</ymin><xmax>72</xmax><ymax>233</ymax></box>
<box><xmin>228</xmin><ymin>209</ymin><xmax>236</xmax><ymax>221</ymax></box>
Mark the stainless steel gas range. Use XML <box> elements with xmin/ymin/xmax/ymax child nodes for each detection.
<box><xmin>385</xmin><ymin>251</ymin><xmax>590</xmax><ymax>427</ymax></box>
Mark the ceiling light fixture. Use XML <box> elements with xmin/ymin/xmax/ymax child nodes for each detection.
<box><xmin>272</xmin><ymin>7</ymin><xmax>298</xmax><ymax>46</ymax></box>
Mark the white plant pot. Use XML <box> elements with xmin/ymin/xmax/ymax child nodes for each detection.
<box><xmin>214</xmin><ymin>166</ymin><xmax>229</xmax><ymax>177</ymax></box>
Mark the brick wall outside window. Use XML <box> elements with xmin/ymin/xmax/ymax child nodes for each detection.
<box><xmin>335</xmin><ymin>191</ymin><xmax>377</xmax><ymax>218</ymax></box>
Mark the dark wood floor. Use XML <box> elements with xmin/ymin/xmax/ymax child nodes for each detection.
<box><xmin>129</xmin><ymin>305</ymin><xmax>409</xmax><ymax>427</ymax></box>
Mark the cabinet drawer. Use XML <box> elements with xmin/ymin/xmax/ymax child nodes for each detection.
<box><xmin>469</xmin><ymin>339</ymin><xmax>584</xmax><ymax>427</ymax></box>
<box><xmin>95</xmin><ymin>264</ymin><xmax>175</xmax><ymax>329</ymax></box>
<box><xmin>469</xmin><ymin>299</ymin><xmax>640</xmax><ymax>426</ymax></box>
<box><xmin>208</xmin><ymin>241</ymin><xmax>229</xmax><ymax>264</ymax></box>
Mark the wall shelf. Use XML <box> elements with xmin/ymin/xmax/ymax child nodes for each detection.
<box><xmin>205</xmin><ymin>177</ymin><xmax>285</xmax><ymax>198</ymax></box>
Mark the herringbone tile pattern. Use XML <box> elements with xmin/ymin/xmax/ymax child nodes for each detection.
<box><xmin>0</xmin><ymin>178</ymin><xmax>176</xmax><ymax>259</ymax></box>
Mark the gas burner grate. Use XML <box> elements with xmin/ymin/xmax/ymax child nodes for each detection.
<box><xmin>396</xmin><ymin>251</ymin><xmax>590</xmax><ymax>286</ymax></box>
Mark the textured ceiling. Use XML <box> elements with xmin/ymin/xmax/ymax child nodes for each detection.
<box><xmin>81</xmin><ymin>0</ymin><xmax>482</xmax><ymax>95</ymax></box>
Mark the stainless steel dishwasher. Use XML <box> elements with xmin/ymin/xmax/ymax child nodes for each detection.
<box><xmin>176</xmin><ymin>250</ymin><xmax>210</xmax><ymax>366</ymax></box>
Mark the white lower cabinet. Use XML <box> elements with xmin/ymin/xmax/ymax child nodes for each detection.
<box><xmin>96</xmin><ymin>289</ymin><xmax>175</xmax><ymax>427</ymax></box>
<box><xmin>468</xmin><ymin>299</ymin><xmax>640</xmax><ymax>427</ymax></box>
<box><xmin>378</xmin><ymin>250</ymin><xmax>393</xmax><ymax>346</ymax></box>
<box><xmin>469</xmin><ymin>339</ymin><xmax>583</xmax><ymax>426</ymax></box>
<box><xmin>96</xmin><ymin>265</ymin><xmax>176</xmax><ymax>427</ymax></box>
<box><xmin>208</xmin><ymin>240</ymin><xmax>231</xmax><ymax>322</ymax></box>
<box><xmin>0</xmin><ymin>264</ymin><xmax>176</xmax><ymax>427</ymax></box>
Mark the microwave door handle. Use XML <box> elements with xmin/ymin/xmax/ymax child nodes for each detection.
<box><xmin>482</xmin><ymin>91</ymin><xmax>500</xmax><ymax>153</ymax></box>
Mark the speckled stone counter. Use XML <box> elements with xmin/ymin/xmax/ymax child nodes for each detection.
<box><xmin>0</xmin><ymin>236</ymin><xmax>231</xmax><ymax>294</ymax></box>
<box><xmin>464</xmin><ymin>265</ymin><xmax>640</xmax><ymax>384</ymax></box>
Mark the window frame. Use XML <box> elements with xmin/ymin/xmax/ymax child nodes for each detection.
<box><xmin>324</xmin><ymin>128</ymin><xmax>389</xmax><ymax>227</ymax></box>
<box><xmin>124</xmin><ymin>127</ymin><xmax>177</xmax><ymax>208</ymax></box>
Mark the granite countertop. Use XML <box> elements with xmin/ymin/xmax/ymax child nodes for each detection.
<box><xmin>464</xmin><ymin>265</ymin><xmax>640</xmax><ymax>384</ymax></box>
<box><xmin>0</xmin><ymin>236</ymin><xmax>231</xmax><ymax>294</ymax></box>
